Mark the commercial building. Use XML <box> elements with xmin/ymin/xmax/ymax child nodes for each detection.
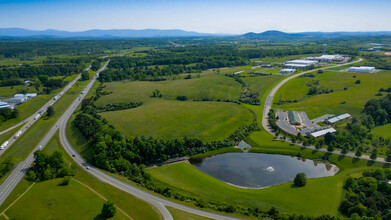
<box><xmin>288</xmin><ymin>111</ymin><xmax>301</xmax><ymax>125</ymax></box>
<box><xmin>8</xmin><ymin>97</ymin><xmax>26</xmax><ymax>104</ymax></box>
<box><xmin>310</xmin><ymin>127</ymin><xmax>337</xmax><ymax>138</ymax></box>
<box><xmin>306</xmin><ymin>54</ymin><xmax>347</xmax><ymax>63</ymax></box>
<box><xmin>280</xmin><ymin>69</ymin><xmax>296</xmax><ymax>75</ymax></box>
<box><xmin>325</xmin><ymin>113</ymin><xmax>351</xmax><ymax>124</ymax></box>
<box><xmin>348</xmin><ymin>66</ymin><xmax>375</xmax><ymax>73</ymax></box>
<box><xmin>0</xmin><ymin>101</ymin><xmax>11</xmax><ymax>109</ymax></box>
<box><xmin>284</xmin><ymin>59</ymin><xmax>318</xmax><ymax>68</ymax></box>
<box><xmin>14</xmin><ymin>93</ymin><xmax>37</xmax><ymax>98</ymax></box>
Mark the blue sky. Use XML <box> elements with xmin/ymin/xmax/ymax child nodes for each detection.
<box><xmin>1</xmin><ymin>0</ymin><xmax>391</xmax><ymax>34</ymax></box>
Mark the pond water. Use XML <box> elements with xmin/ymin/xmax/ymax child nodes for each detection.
<box><xmin>192</xmin><ymin>153</ymin><xmax>338</xmax><ymax>188</ymax></box>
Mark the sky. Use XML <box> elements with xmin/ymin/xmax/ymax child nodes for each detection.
<box><xmin>0</xmin><ymin>0</ymin><xmax>391</xmax><ymax>34</ymax></box>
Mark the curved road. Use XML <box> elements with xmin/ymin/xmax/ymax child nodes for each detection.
<box><xmin>0</xmin><ymin>60</ymin><xmax>241</xmax><ymax>220</ymax></box>
<box><xmin>261</xmin><ymin>58</ymin><xmax>391</xmax><ymax>162</ymax></box>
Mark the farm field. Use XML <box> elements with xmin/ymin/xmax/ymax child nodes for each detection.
<box><xmin>274</xmin><ymin>70</ymin><xmax>391</xmax><ymax>119</ymax></box>
<box><xmin>0</xmin><ymin>132</ymin><xmax>162</xmax><ymax>220</ymax></box>
<box><xmin>148</xmin><ymin>130</ymin><xmax>386</xmax><ymax>217</ymax></box>
<box><xmin>95</xmin><ymin>71</ymin><xmax>242</xmax><ymax>106</ymax></box>
<box><xmin>99</xmin><ymin>99</ymin><xmax>253</xmax><ymax>141</ymax></box>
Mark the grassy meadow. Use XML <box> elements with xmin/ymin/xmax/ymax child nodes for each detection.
<box><xmin>274</xmin><ymin>70</ymin><xmax>391</xmax><ymax>119</ymax></box>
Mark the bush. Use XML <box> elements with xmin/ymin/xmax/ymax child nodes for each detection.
<box><xmin>176</xmin><ymin>96</ymin><xmax>188</xmax><ymax>101</ymax></box>
<box><xmin>59</xmin><ymin>176</ymin><xmax>71</xmax><ymax>186</ymax></box>
<box><xmin>294</xmin><ymin>172</ymin><xmax>307</xmax><ymax>187</ymax></box>
<box><xmin>101</xmin><ymin>201</ymin><xmax>116</xmax><ymax>218</ymax></box>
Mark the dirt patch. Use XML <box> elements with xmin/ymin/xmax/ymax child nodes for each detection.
<box><xmin>384</xmin><ymin>52</ymin><xmax>391</xmax><ymax>56</ymax></box>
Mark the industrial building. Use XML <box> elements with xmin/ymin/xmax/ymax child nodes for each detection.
<box><xmin>0</xmin><ymin>101</ymin><xmax>10</xmax><ymax>109</ymax></box>
<box><xmin>14</xmin><ymin>93</ymin><xmax>37</xmax><ymax>98</ymax></box>
<box><xmin>280</xmin><ymin>69</ymin><xmax>296</xmax><ymax>75</ymax></box>
<box><xmin>325</xmin><ymin>113</ymin><xmax>351</xmax><ymax>124</ymax></box>
<box><xmin>310</xmin><ymin>127</ymin><xmax>337</xmax><ymax>138</ymax></box>
<box><xmin>288</xmin><ymin>111</ymin><xmax>301</xmax><ymax>125</ymax></box>
<box><xmin>306</xmin><ymin>54</ymin><xmax>347</xmax><ymax>63</ymax></box>
<box><xmin>284</xmin><ymin>59</ymin><xmax>318</xmax><ymax>68</ymax></box>
<box><xmin>8</xmin><ymin>97</ymin><xmax>26</xmax><ymax>104</ymax></box>
<box><xmin>348</xmin><ymin>66</ymin><xmax>375</xmax><ymax>73</ymax></box>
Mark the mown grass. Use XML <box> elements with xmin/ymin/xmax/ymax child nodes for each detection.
<box><xmin>274</xmin><ymin>70</ymin><xmax>391</xmax><ymax>119</ymax></box>
<box><xmin>147</xmin><ymin>130</ymin><xmax>386</xmax><ymax>217</ymax></box>
<box><xmin>372</xmin><ymin>124</ymin><xmax>391</xmax><ymax>140</ymax></box>
<box><xmin>99</xmin><ymin>99</ymin><xmax>253</xmax><ymax>142</ymax></box>
<box><xmin>167</xmin><ymin>206</ymin><xmax>213</xmax><ymax>220</ymax></box>
<box><xmin>0</xmin><ymin>131</ymin><xmax>162</xmax><ymax>220</ymax></box>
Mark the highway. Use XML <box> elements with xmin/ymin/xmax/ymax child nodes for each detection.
<box><xmin>0</xmin><ymin>63</ymin><xmax>100</xmax><ymax>207</ymax></box>
<box><xmin>260</xmin><ymin>58</ymin><xmax>391</xmax><ymax>162</ymax></box>
<box><xmin>0</xmin><ymin>65</ymin><xmax>90</xmax><ymax>155</ymax></box>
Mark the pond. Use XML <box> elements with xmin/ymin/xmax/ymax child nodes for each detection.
<box><xmin>192</xmin><ymin>153</ymin><xmax>338</xmax><ymax>188</ymax></box>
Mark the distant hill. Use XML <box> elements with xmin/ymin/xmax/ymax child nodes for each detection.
<box><xmin>0</xmin><ymin>28</ymin><xmax>214</xmax><ymax>38</ymax></box>
<box><xmin>242</xmin><ymin>30</ymin><xmax>391</xmax><ymax>41</ymax></box>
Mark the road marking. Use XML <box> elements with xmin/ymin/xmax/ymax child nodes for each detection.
<box><xmin>72</xmin><ymin>178</ymin><xmax>133</xmax><ymax>220</ymax></box>
<box><xmin>1</xmin><ymin>182</ymin><xmax>35</xmax><ymax>216</ymax></box>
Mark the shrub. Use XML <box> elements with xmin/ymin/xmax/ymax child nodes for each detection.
<box><xmin>294</xmin><ymin>173</ymin><xmax>307</xmax><ymax>186</ymax></box>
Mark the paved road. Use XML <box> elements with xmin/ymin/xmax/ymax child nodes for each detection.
<box><xmin>261</xmin><ymin>58</ymin><xmax>391</xmax><ymax>162</ymax></box>
<box><xmin>0</xmin><ymin>60</ymin><xmax>240</xmax><ymax>220</ymax></box>
<box><xmin>0</xmin><ymin>63</ymin><xmax>102</xmax><ymax>207</ymax></box>
<box><xmin>0</xmin><ymin>65</ymin><xmax>91</xmax><ymax>156</ymax></box>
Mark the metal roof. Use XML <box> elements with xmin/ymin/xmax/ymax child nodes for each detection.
<box><xmin>288</xmin><ymin>111</ymin><xmax>300</xmax><ymax>124</ymax></box>
<box><xmin>310</xmin><ymin>127</ymin><xmax>336</xmax><ymax>138</ymax></box>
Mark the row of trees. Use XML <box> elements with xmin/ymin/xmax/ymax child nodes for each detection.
<box><xmin>0</xmin><ymin>108</ymin><xmax>18</xmax><ymax>123</ymax></box>
<box><xmin>364</xmin><ymin>94</ymin><xmax>391</xmax><ymax>126</ymax></box>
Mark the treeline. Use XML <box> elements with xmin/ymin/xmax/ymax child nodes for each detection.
<box><xmin>0</xmin><ymin>108</ymin><xmax>18</xmax><ymax>124</ymax></box>
<box><xmin>308</xmin><ymin>86</ymin><xmax>333</xmax><ymax>96</ymax></box>
<box><xmin>27</xmin><ymin>151</ymin><xmax>74</xmax><ymax>182</ymax></box>
<box><xmin>340</xmin><ymin>169</ymin><xmax>391</xmax><ymax>218</ymax></box>
<box><xmin>362</xmin><ymin>54</ymin><xmax>391</xmax><ymax>70</ymax></box>
<box><xmin>0</xmin><ymin>64</ymin><xmax>86</xmax><ymax>80</ymax></box>
<box><xmin>227</xmin><ymin>75</ymin><xmax>260</xmax><ymax>105</ymax></box>
<box><xmin>364</xmin><ymin>94</ymin><xmax>391</xmax><ymax>126</ymax></box>
<box><xmin>95</xmin><ymin>102</ymin><xmax>143</xmax><ymax>113</ymax></box>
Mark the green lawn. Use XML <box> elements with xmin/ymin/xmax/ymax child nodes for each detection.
<box><xmin>99</xmin><ymin>99</ymin><xmax>253</xmax><ymax>142</ymax></box>
<box><xmin>167</xmin><ymin>206</ymin><xmax>213</xmax><ymax>220</ymax></box>
<box><xmin>274</xmin><ymin>70</ymin><xmax>391</xmax><ymax>119</ymax></box>
<box><xmin>95</xmin><ymin>71</ymin><xmax>242</xmax><ymax>106</ymax></box>
<box><xmin>372</xmin><ymin>124</ymin><xmax>391</xmax><ymax>140</ymax></box>
<box><xmin>3</xmin><ymin>179</ymin><xmax>128</xmax><ymax>220</ymax></box>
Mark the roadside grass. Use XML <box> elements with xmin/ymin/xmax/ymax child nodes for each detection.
<box><xmin>167</xmin><ymin>206</ymin><xmax>213</xmax><ymax>220</ymax></box>
<box><xmin>0</xmin><ymin>131</ymin><xmax>162</xmax><ymax>220</ymax></box>
<box><xmin>99</xmin><ymin>99</ymin><xmax>253</xmax><ymax>142</ymax></box>
<box><xmin>274</xmin><ymin>70</ymin><xmax>391</xmax><ymax>119</ymax></box>
<box><xmin>148</xmin><ymin>131</ymin><xmax>386</xmax><ymax>217</ymax></box>
<box><xmin>190</xmin><ymin>147</ymin><xmax>242</xmax><ymax>160</ymax></box>
<box><xmin>0</xmin><ymin>124</ymin><xmax>23</xmax><ymax>145</ymax></box>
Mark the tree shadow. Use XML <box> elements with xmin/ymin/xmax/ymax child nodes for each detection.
<box><xmin>300</xmin><ymin>147</ymin><xmax>306</xmax><ymax>150</ymax></box>
<box><xmin>338</xmin><ymin>155</ymin><xmax>345</xmax><ymax>161</ymax></box>
<box><xmin>352</xmin><ymin>157</ymin><xmax>360</xmax><ymax>163</ymax></box>
<box><xmin>383</xmin><ymin>163</ymin><xmax>391</xmax><ymax>168</ymax></box>
<box><xmin>312</xmin><ymin>150</ymin><xmax>318</xmax><ymax>154</ymax></box>
<box><xmin>94</xmin><ymin>214</ymin><xmax>106</xmax><ymax>220</ymax></box>
<box><xmin>367</xmin><ymin>160</ymin><xmax>375</xmax><ymax>166</ymax></box>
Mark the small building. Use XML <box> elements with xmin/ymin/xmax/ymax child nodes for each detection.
<box><xmin>280</xmin><ymin>69</ymin><xmax>296</xmax><ymax>75</ymax></box>
<box><xmin>14</xmin><ymin>93</ymin><xmax>37</xmax><ymax>99</ymax></box>
<box><xmin>310</xmin><ymin>127</ymin><xmax>337</xmax><ymax>138</ymax></box>
<box><xmin>0</xmin><ymin>101</ymin><xmax>11</xmax><ymax>109</ymax></box>
<box><xmin>8</xmin><ymin>97</ymin><xmax>26</xmax><ymax>104</ymax></box>
<box><xmin>348</xmin><ymin>66</ymin><xmax>375</xmax><ymax>73</ymax></box>
<box><xmin>25</xmin><ymin>93</ymin><xmax>37</xmax><ymax>98</ymax></box>
<box><xmin>284</xmin><ymin>59</ymin><xmax>318</xmax><ymax>68</ymax></box>
<box><xmin>325</xmin><ymin>113</ymin><xmax>351</xmax><ymax>124</ymax></box>
<box><xmin>288</xmin><ymin>111</ymin><xmax>301</xmax><ymax>125</ymax></box>
<box><xmin>24</xmin><ymin>80</ymin><xmax>30</xmax><ymax>84</ymax></box>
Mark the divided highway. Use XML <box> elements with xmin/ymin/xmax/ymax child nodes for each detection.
<box><xmin>0</xmin><ymin>63</ymin><xmax>102</xmax><ymax>206</ymax></box>
<box><xmin>0</xmin><ymin>65</ymin><xmax>91</xmax><ymax>155</ymax></box>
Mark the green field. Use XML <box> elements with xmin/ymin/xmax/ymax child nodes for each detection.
<box><xmin>95</xmin><ymin>71</ymin><xmax>242</xmax><ymax>106</ymax></box>
<box><xmin>148</xmin><ymin>130</ymin><xmax>386</xmax><ymax>217</ymax></box>
<box><xmin>99</xmin><ymin>99</ymin><xmax>253</xmax><ymax>141</ymax></box>
<box><xmin>274</xmin><ymin>70</ymin><xmax>391</xmax><ymax>119</ymax></box>
<box><xmin>372</xmin><ymin>124</ymin><xmax>391</xmax><ymax>140</ymax></box>
<box><xmin>0</xmin><ymin>131</ymin><xmax>162</xmax><ymax>220</ymax></box>
<box><xmin>167</xmin><ymin>207</ymin><xmax>212</xmax><ymax>220</ymax></box>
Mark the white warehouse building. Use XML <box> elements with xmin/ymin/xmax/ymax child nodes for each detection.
<box><xmin>284</xmin><ymin>59</ymin><xmax>318</xmax><ymax>68</ymax></box>
<box><xmin>348</xmin><ymin>66</ymin><xmax>376</xmax><ymax>73</ymax></box>
<box><xmin>280</xmin><ymin>69</ymin><xmax>296</xmax><ymax>75</ymax></box>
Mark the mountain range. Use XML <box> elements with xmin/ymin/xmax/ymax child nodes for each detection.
<box><xmin>0</xmin><ymin>28</ymin><xmax>391</xmax><ymax>39</ymax></box>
